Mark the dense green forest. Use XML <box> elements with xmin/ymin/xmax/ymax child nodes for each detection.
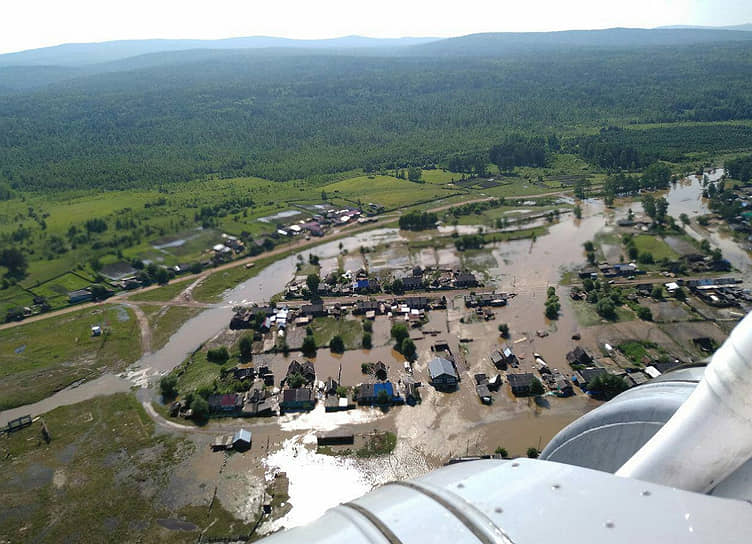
<box><xmin>2</xmin><ymin>40</ymin><xmax>752</xmax><ymax>191</ymax></box>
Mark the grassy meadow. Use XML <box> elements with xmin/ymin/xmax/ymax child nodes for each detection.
<box><xmin>0</xmin><ymin>393</ymin><xmax>254</xmax><ymax>543</ymax></box>
<box><xmin>0</xmin><ymin>304</ymin><xmax>141</xmax><ymax>410</ymax></box>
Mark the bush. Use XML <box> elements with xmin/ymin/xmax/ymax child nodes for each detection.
<box><xmin>498</xmin><ymin>323</ymin><xmax>509</xmax><ymax>338</ymax></box>
<box><xmin>330</xmin><ymin>335</ymin><xmax>345</xmax><ymax>354</ymax></box>
<box><xmin>401</xmin><ymin>338</ymin><xmax>417</xmax><ymax>361</ymax></box>
<box><xmin>526</xmin><ymin>447</ymin><xmax>539</xmax><ymax>459</ymax></box>
<box><xmin>530</xmin><ymin>377</ymin><xmax>545</xmax><ymax>396</ymax></box>
<box><xmin>636</xmin><ymin>306</ymin><xmax>653</xmax><ymax>321</ymax></box>
<box><xmin>362</xmin><ymin>332</ymin><xmax>372</xmax><ymax>349</ymax></box>
<box><xmin>287</xmin><ymin>372</ymin><xmax>305</xmax><ymax>388</ymax></box>
<box><xmin>391</xmin><ymin>323</ymin><xmax>409</xmax><ymax>346</ymax></box>
<box><xmin>588</xmin><ymin>373</ymin><xmax>628</xmax><ymax>400</ymax></box>
<box><xmin>302</xmin><ymin>335</ymin><xmax>317</xmax><ymax>357</ymax></box>
<box><xmin>377</xmin><ymin>389</ymin><xmax>391</xmax><ymax>404</ymax></box>
<box><xmin>494</xmin><ymin>447</ymin><xmax>509</xmax><ymax>458</ymax></box>
<box><xmin>638</xmin><ymin>251</ymin><xmax>654</xmax><ymax>264</ymax></box>
<box><xmin>544</xmin><ymin>288</ymin><xmax>560</xmax><ymax>319</ymax></box>
<box><xmin>238</xmin><ymin>336</ymin><xmax>253</xmax><ymax>360</ymax></box>
<box><xmin>336</xmin><ymin>385</ymin><xmax>349</xmax><ymax>397</ymax></box>
<box><xmin>190</xmin><ymin>396</ymin><xmax>209</xmax><ymax>422</ymax></box>
<box><xmin>362</xmin><ymin>320</ymin><xmax>373</xmax><ymax>333</ymax></box>
<box><xmin>651</xmin><ymin>286</ymin><xmax>664</xmax><ymax>299</ymax></box>
<box><xmin>207</xmin><ymin>346</ymin><xmax>229</xmax><ymax>363</ymax></box>
<box><xmin>159</xmin><ymin>375</ymin><xmax>178</xmax><ymax>399</ymax></box>
<box><xmin>596</xmin><ymin>298</ymin><xmax>616</xmax><ymax>319</ymax></box>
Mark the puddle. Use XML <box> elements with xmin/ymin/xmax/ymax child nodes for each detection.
<box><xmin>115</xmin><ymin>305</ymin><xmax>130</xmax><ymax>322</ymax></box>
<box><xmin>258</xmin><ymin>210</ymin><xmax>302</xmax><ymax>223</ymax></box>
<box><xmin>157</xmin><ymin>519</ymin><xmax>199</xmax><ymax>531</ymax></box>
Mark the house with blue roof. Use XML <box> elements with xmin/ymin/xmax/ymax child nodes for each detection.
<box><xmin>357</xmin><ymin>382</ymin><xmax>403</xmax><ymax>405</ymax></box>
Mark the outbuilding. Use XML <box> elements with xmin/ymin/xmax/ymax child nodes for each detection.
<box><xmin>233</xmin><ymin>429</ymin><xmax>252</xmax><ymax>451</ymax></box>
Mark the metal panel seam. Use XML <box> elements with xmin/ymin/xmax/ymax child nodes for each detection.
<box><xmin>384</xmin><ymin>480</ymin><xmax>514</xmax><ymax>544</ymax></box>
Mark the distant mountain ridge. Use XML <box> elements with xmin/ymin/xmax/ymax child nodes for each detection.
<box><xmin>3</xmin><ymin>26</ymin><xmax>752</xmax><ymax>68</ymax></box>
<box><xmin>0</xmin><ymin>35</ymin><xmax>439</xmax><ymax>67</ymax></box>
<box><xmin>407</xmin><ymin>27</ymin><xmax>752</xmax><ymax>56</ymax></box>
<box><xmin>657</xmin><ymin>24</ymin><xmax>752</xmax><ymax>31</ymax></box>
<box><xmin>3</xmin><ymin>27</ymin><xmax>752</xmax><ymax>93</ymax></box>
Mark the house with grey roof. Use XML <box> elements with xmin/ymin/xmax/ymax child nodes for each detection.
<box><xmin>428</xmin><ymin>357</ymin><xmax>459</xmax><ymax>389</ymax></box>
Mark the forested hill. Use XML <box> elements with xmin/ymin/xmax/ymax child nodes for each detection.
<box><xmin>408</xmin><ymin>27</ymin><xmax>752</xmax><ymax>56</ymax></box>
<box><xmin>2</xmin><ymin>34</ymin><xmax>752</xmax><ymax>192</ymax></box>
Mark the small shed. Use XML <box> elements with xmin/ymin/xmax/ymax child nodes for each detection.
<box><xmin>476</xmin><ymin>384</ymin><xmax>493</xmax><ymax>404</ymax></box>
<box><xmin>317</xmin><ymin>429</ymin><xmax>355</xmax><ymax>446</ymax></box>
<box><xmin>508</xmin><ymin>373</ymin><xmax>535</xmax><ymax>397</ymax></box>
<box><xmin>233</xmin><ymin>429</ymin><xmax>252</xmax><ymax>451</ymax></box>
<box><xmin>212</xmin><ymin>434</ymin><xmax>234</xmax><ymax>451</ymax></box>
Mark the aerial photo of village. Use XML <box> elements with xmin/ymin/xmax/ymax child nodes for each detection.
<box><xmin>3</xmin><ymin>20</ymin><xmax>752</xmax><ymax>544</ymax></box>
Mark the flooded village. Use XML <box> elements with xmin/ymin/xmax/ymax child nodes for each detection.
<box><xmin>3</xmin><ymin>166</ymin><xmax>752</xmax><ymax>538</ymax></box>
<box><xmin>154</xmin><ymin>169</ymin><xmax>752</xmax><ymax>531</ymax></box>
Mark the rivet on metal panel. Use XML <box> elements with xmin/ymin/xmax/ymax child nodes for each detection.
<box><xmin>511</xmin><ymin>463</ymin><xmax>520</xmax><ymax>468</ymax></box>
<box><xmin>494</xmin><ymin>507</ymin><xmax>503</xmax><ymax>514</ymax></box>
<box><xmin>551</xmin><ymin>483</ymin><xmax>561</xmax><ymax>490</ymax></box>
<box><xmin>641</xmin><ymin>490</ymin><xmax>651</xmax><ymax>496</ymax></box>
<box><xmin>457</xmin><ymin>483</ymin><xmax>465</xmax><ymax>489</ymax></box>
<box><xmin>605</xmin><ymin>521</ymin><xmax>615</xmax><ymax>529</ymax></box>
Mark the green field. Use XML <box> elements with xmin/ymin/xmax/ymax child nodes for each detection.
<box><xmin>128</xmin><ymin>276</ymin><xmax>196</xmax><ymax>302</ymax></box>
<box><xmin>27</xmin><ymin>271</ymin><xmax>99</xmax><ymax>310</ymax></box>
<box><xmin>570</xmin><ymin>300</ymin><xmax>635</xmax><ymax>327</ymax></box>
<box><xmin>0</xmin><ymin>159</ymin><xmax>576</xmax><ymax>311</ymax></box>
<box><xmin>310</xmin><ymin>317</ymin><xmax>363</xmax><ymax>350</ymax></box>
<box><xmin>0</xmin><ymin>285</ymin><xmax>35</xmax><ymax>320</ymax></box>
<box><xmin>0</xmin><ymin>393</ymin><xmax>254</xmax><ymax>543</ymax></box>
<box><xmin>322</xmin><ymin>174</ymin><xmax>460</xmax><ymax>210</ymax></box>
<box><xmin>631</xmin><ymin>235</ymin><xmax>680</xmax><ymax>261</ymax></box>
<box><xmin>172</xmin><ymin>349</ymin><xmax>236</xmax><ymax>395</ymax></box>
<box><xmin>0</xmin><ymin>304</ymin><xmax>141</xmax><ymax>410</ymax></box>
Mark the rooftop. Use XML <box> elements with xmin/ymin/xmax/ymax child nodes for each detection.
<box><xmin>428</xmin><ymin>357</ymin><xmax>458</xmax><ymax>379</ymax></box>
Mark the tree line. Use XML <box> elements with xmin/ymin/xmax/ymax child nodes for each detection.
<box><xmin>3</xmin><ymin>43</ymin><xmax>752</xmax><ymax>191</ymax></box>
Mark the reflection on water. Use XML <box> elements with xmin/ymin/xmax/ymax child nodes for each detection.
<box><xmin>278</xmin><ymin>403</ymin><xmax>384</xmax><ymax>433</ymax></box>
<box><xmin>262</xmin><ymin>433</ymin><xmax>377</xmax><ymax>531</ymax></box>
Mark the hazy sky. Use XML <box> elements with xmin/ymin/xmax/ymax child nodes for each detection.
<box><xmin>1</xmin><ymin>0</ymin><xmax>751</xmax><ymax>54</ymax></box>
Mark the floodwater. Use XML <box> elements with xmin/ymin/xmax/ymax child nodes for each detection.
<box><xmin>663</xmin><ymin>168</ymin><xmax>724</xmax><ymax>218</ymax></box>
<box><xmin>261</xmin><ymin>421</ymin><xmax>432</xmax><ymax>532</ymax></box>
<box><xmin>0</xmin><ymin>373</ymin><xmax>131</xmax><ymax>427</ymax></box>
<box><xmin>152</xmin><ymin>227</ymin><xmax>206</xmax><ymax>249</ymax></box>
<box><xmin>7</xmin><ymin>167</ymin><xmax>752</xmax><ymax>531</ymax></box>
